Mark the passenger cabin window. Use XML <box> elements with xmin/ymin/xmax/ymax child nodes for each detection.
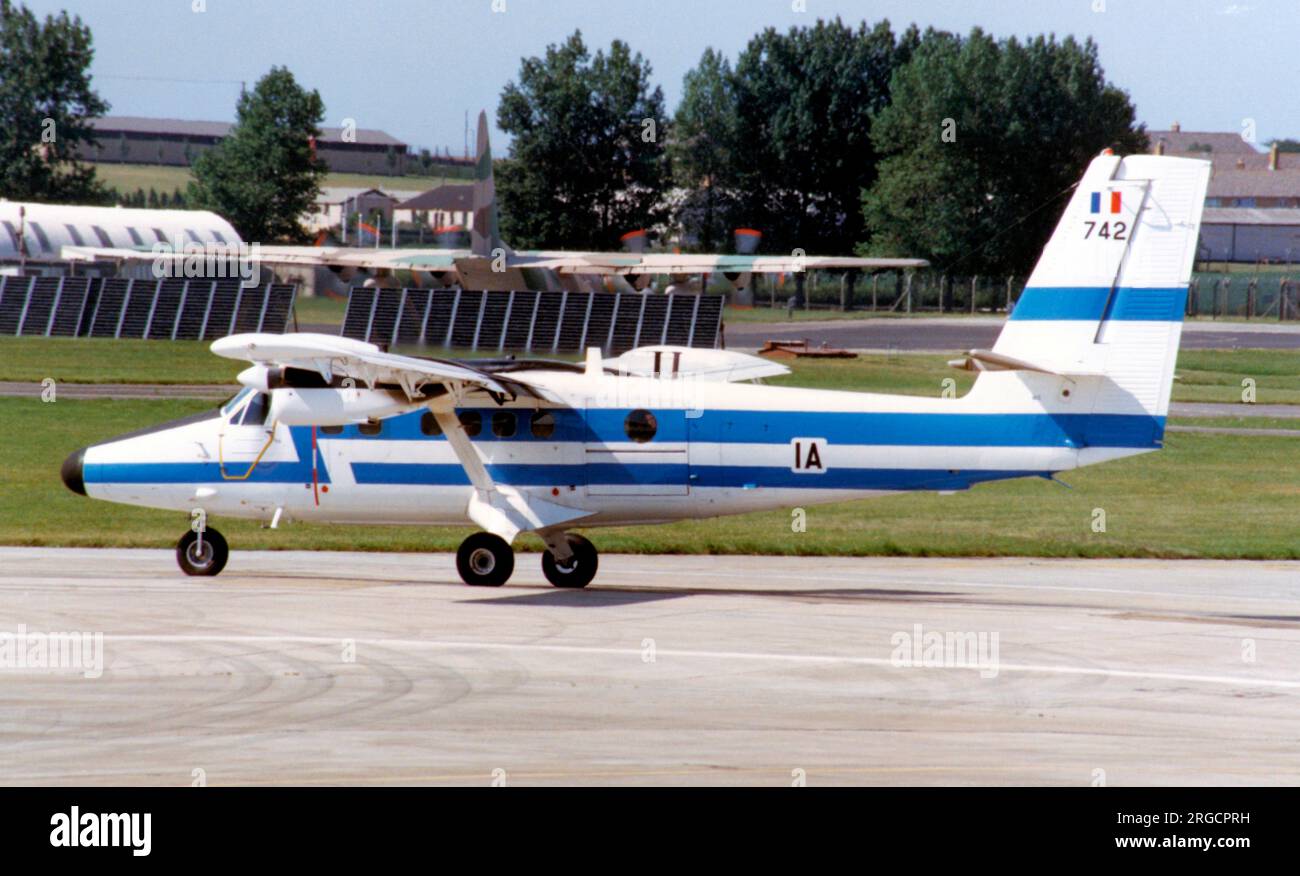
<box><xmin>420</xmin><ymin>411</ymin><xmax>442</xmax><ymax>436</ymax></box>
<box><xmin>492</xmin><ymin>411</ymin><xmax>516</xmax><ymax>438</ymax></box>
<box><xmin>624</xmin><ymin>409</ymin><xmax>658</xmax><ymax>443</ymax></box>
<box><xmin>459</xmin><ymin>411</ymin><xmax>482</xmax><ymax>437</ymax></box>
<box><xmin>239</xmin><ymin>392</ymin><xmax>269</xmax><ymax>426</ymax></box>
<box><xmin>530</xmin><ymin>411</ymin><xmax>556</xmax><ymax>439</ymax></box>
<box><xmin>358</xmin><ymin>420</ymin><xmax>382</xmax><ymax>436</ymax></box>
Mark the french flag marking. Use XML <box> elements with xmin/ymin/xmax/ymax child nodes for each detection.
<box><xmin>1090</xmin><ymin>191</ymin><xmax>1122</xmax><ymax>214</ymax></box>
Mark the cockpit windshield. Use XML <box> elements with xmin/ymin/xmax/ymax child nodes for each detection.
<box><xmin>221</xmin><ymin>387</ymin><xmax>253</xmax><ymax>417</ymax></box>
<box><xmin>239</xmin><ymin>392</ymin><xmax>269</xmax><ymax>426</ymax></box>
<box><xmin>221</xmin><ymin>388</ymin><xmax>271</xmax><ymax>426</ymax></box>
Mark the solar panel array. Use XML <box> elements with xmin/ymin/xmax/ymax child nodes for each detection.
<box><xmin>341</xmin><ymin>288</ymin><xmax>724</xmax><ymax>354</ymax></box>
<box><xmin>0</xmin><ymin>276</ymin><xmax>94</xmax><ymax>337</ymax></box>
<box><xmin>0</xmin><ymin>276</ymin><xmax>296</xmax><ymax>339</ymax></box>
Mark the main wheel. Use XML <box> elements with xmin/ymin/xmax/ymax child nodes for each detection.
<box><xmin>176</xmin><ymin>527</ymin><xmax>229</xmax><ymax>577</ymax></box>
<box><xmin>456</xmin><ymin>532</ymin><xmax>515</xmax><ymax>587</ymax></box>
<box><xmin>541</xmin><ymin>533</ymin><xmax>598</xmax><ymax>589</ymax></box>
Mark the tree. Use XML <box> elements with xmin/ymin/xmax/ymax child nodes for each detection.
<box><xmin>496</xmin><ymin>30</ymin><xmax>669</xmax><ymax>249</ymax></box>
<box><xmin>861</xmin><ymin>29</ymin><xmax>1147</xmax><ymax>275</ymax></box>
<box><xmin>188</xmin><ymin>66</ymin><xmax>326</xmax><ymax>242</ymax></box>
<box><xmin>670</xmin><ymin>49</ymin><xmax>740</xmax><ymax>251</ymax></box>
<box><xmin>0</xmin><ymin>0</ymin><xmax>109</xmax><ymax>203</ymax></box>
<box><xmin>719</xmin><ymin>18</ymin><xmax>918</xmax><ymax>255</ymax></box>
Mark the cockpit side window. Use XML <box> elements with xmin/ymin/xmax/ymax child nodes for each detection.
<box><xmin>239</xmin><ymin>392</ymin><xmax>269</xmax><ymax>426</ymax></box>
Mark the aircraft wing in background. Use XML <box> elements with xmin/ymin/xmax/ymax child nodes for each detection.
<box><xmin>516</xmin><ymin>251</ymin><xmax>929</xmax><ymax>275</ymax></box>
<box><xmin>61</xmin><ymin>244</ymin><xmax>925</xmax><ymax>276</ymax></box>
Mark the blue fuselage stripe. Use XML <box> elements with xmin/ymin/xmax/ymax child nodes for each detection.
<box><xmin>318</xmin><ymin>409</ymin><xmax>1164</xmax><ymax>448</ymax></box>
<box><xmin>83</xmin><ymin>409</ymin><xmax>1164</xmax><ymax>491</ymax></box>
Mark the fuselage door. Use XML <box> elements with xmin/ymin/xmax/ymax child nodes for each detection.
<box><xmin>585</xmin><ymin>407</ymin><xmax>688</xmax><ymax>496</ymax></box>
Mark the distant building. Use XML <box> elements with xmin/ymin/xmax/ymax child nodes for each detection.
<box><xmin>0</xmin><ymin>201</ymin><xmax>239</xmax><ymax>265</ymax></box>
<box><xmin>1198</xmin><ymin>208</ymin><xmax>1300</xmax><ymax>263</ymax></box>
<box><xmin>1149</xmin><ymin>122</ymin><xmax>1300</xmax><ymax>262</ymax></box>
<box><xmin>396</xmin><ymin>185</ymin><xmax>474</xmax><ymax>230</ymax></box>
<box><xmin>79</xmin><ymin>116</ymin><xmax>410</xmax><ymax>176</ymax></box>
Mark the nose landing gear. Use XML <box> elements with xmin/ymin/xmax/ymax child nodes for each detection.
<box><xmin>176</xmin><ymin>527</ymin><xmax>229</xmax><ymax>576</ymax></box>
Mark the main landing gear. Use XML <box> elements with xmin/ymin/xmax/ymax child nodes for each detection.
<box><xmin>453</xmin><ymin>531</ymin><xmax>599</xmax><ymax>589</ymax></box>
<box><xmin>176</xmin><ymin>527</ymin><xmax>229</xmax><ymax>576</ymax></box>
<box><xmin>455</xmin><ymin>532</ymin><xmax>516</xmax><ymax>587</ymax></box>
<box><xmin>541</xmin><ymin>533</ymin><xmax>598</xmax><ymax>589</ymax></box>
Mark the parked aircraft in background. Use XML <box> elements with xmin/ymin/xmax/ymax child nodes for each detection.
<box><xmin>61</xmin><ymin>112</ymin><xmax>927</xmax><ymax>293</ymax></box>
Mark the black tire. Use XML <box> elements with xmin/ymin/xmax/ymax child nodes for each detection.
<box><xmin>541</xmin><ymin>533</ymin><xmax>598</xmax><ymax>589</ymax></box>
<box><xmin>456</xmin><ymin>532</ymin><xmax>515</xmax><ymax>587</ymax></box>
<box><xmin>176</xmin><ymin>527</ymin><xmax>229</xmax><ymax>577</ymax></box>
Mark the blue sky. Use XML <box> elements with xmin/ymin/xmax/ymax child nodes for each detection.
<box><xmin>32</xmin><ymin>0</ymin><xmax>1299</xmax><ymax>154</ymax></box>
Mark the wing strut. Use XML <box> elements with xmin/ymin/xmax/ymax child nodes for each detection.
<box><xmin>430</xmin><ymin>402</ymin><xmax>593</xmax><ymax>543</ymax></box>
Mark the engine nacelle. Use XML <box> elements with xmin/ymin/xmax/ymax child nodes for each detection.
<box><xmin>268</xmin><ymin>386</ymin><xmax>423</xmax><ymax>427</ymax></box>
<box><xmin>723</xmin><ymin>271</ymin><xmax>753</xmax><ymax>291</ymax></box>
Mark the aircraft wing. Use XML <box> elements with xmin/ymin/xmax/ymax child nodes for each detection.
<box><xmin>209</xmin><ymin>332</ymin><xmax>558</xmax><ymax>401</ymax></box>
<box><xmin>517</xmin><ymin>252</ymin><xmax>929</xmax><ymax>275</ymax></box>
<box><xmin>61</xmin><ymin>244</ymin><xmax>470</xmax><ymax>272</ymax></box>
<box><xmin>63</xmin><ymin>244</ymin><xmax>924</xmax><ymax>276</ymax></box>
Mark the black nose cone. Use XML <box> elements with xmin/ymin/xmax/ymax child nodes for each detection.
<box><xmin>61</xmin><ymin>448</ymin><xmax>86</xmax><ymax>496</ymax></box>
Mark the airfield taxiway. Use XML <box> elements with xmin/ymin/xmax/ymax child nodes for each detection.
<box><xmin>1</xmin><ymin>548</ymin><xmax>1297</xmax><ymax>785</ymax></box>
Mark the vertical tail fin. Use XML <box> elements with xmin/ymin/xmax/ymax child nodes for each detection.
<box><xmin>989</xmin><ymin>152</ymin><xmax>1211</xmax><ymax>421</ymax></box>
<box><xmin>470</xmin><ymin>110</ymin><xmax>506</xmax><ymax>258</ymax></box>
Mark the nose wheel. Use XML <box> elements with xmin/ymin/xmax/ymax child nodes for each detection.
<box><xmin>456</xmin><ymin>532</ymin><xmax>515</xmax><ymax>586</ymax></box>
<box><xmin>542</xmin><ymin>533</ymin><xmax>598</xmax><ymax>589</ymax></box>
<box><xmin>176</xmin><ymin>527</ymin><xmax>229</xmax><ymax>576</ymax></box>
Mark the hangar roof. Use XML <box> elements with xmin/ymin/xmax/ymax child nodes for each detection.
<box><xmin>398</xmin><ymin>184</ymin><xmax>473</xmax><ymax>211</ymax></box>
<box><xmin>1148</xmin><ymin>128</ymin><xmax>1259</xmax><ymax>156</ymax></box>
<box><xmin>89</xmin><ymin>116</ymin><xmax>406</xmax><ymax>148</ymax></box>
<box><xmin>1207</xmin><ymin>168</ymin><xmax>1300</xmax><ymax>198</ymax></box>
<box><xmin>1203</xmin><ymin>207</ymin><xmax>1300</xmax><ymax>226</ymax></box>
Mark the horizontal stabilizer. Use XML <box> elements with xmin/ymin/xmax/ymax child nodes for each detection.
<box><xmin>948</xmin><ymin>349</ymin><xmax>1102</xmax><ymax>379</ymax></box>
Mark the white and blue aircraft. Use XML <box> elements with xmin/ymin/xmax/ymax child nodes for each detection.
<box><xmin>61</xmin><ymin>151</ymin><xmax>1210</xmax><ymax>588</ymax></box>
